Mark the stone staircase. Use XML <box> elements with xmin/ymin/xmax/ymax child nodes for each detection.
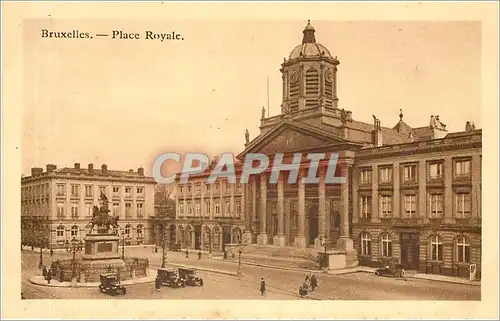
<box><xmin>230</xmin><ymin>244</ymin><xmax>321</xmax><ymax>270</ymax></box>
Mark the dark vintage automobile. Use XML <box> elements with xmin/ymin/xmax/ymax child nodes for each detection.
<box><xmin>99</xmin><ymin>273</ymin><xmax>127</xmax><ymax>295</ymax></box>
<box><xmin>157</xmin><ymin>268</ymin><xmax>185</xmax><ymax>288</ymax></box>
<box><xmin>374</xmin><ymin>263</ymin><xmax>406</xmax><ymax>278</ymax></box>
<box><xmin>178</xmin><ymin>268</ymin><xmax>204</xmax><ymax>286</ymax></box>
<box><xmin>169</xmin><ymin>241</ymin><xmax>182</xmax><ymax>252</ymax></box>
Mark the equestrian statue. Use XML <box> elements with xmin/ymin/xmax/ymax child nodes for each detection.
<box><xmin>86</xmin><ymin>192</ymin><xmax>119</xmax><ymax>233</ymax></box>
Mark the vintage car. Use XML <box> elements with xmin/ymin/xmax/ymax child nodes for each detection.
<box><xmin>169</xmin><ymin>241</ymin><xmax>182</xmax><ymax>252</ymax></box>
<box><xmin>99</xmin><ymin>273</ymin><xmax>127</xmax><ymax>295</ymax></box>
<box><xmin>178</xmin><ymin>268</ymin><xmax>204</xmax><ymax>286</ymax></box>
<box><xmin>157</xmin><ymin>268</ymin><xmax>185</xmax><ymax>288</ymax></box>
<box><xmin>374</xmin><ymin>263</ymin><xmax>406</xmax><ymax>278</ymax></box>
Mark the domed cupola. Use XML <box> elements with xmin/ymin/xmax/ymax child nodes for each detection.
<box><xmin>280</xmin><ymin>20</ymin><xmax>340</xmax><ymax>115</ymax></box>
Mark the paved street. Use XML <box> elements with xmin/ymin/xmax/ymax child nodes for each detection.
<box><xmin>22</xmin><ymin>248</ymin><xmax>481</xmax><ymax>300</ymax></box>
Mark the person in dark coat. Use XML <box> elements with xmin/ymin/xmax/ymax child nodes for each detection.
<box><xmin>310</xmin><ymin>274</ymin><xmax>318</xmax><ymax>291</ymax></box>
<box><xmin>260</xmin><ymin>278</ymin><xmax>266</xmax><ymax>295</ymax></box>
<box><xmin>46</xmin><ymin>268</ymin><xmax>52</xmax><ymax>284</ymax></box>
<box><xmin>185</xmin><ymin>249</ymin><xmax>189</xmax><ymax>258</ymax></box>
<box><xmin>155</xmin><ymin>275</ymin><xmax>162</xmax><ymax>292</ymax></box>
<box><xmin>223</xmin><ymin>250</ymin><xmax>228</xmax><ymax>261</ymax></box>
<box><xmin>42</xmin><ymin>266</ymin><xmax>48</xmax><ymax>280</ymax></box>
<box><xmin>50</xmin><ymin>249</ymin><xmax>53</xmax><ymax>256</ymax></box>
<box><xmin>198</xmin><ymin>251</ymin><xmax>202</xmax><ymax>260</ymax></box>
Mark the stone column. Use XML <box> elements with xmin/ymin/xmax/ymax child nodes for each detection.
<box><xmin>315</xmin><ymin>166</ymin><xmax>326</xmax><ymax>250</ymax></box>
<box><xmin>274</xmin><ymin>173</ymin><xmax>286</xmax><ymax>246</ymax></box>
<box><xmin>257</xmin><ymin>173</ymin><xmax>268</xmax><ymax>245</ymax></box>
<box><xmin>251</xmin><ymin>175</ymin><xmax>257</xmax><ymax>242</ymax></box>
<box><xmin>337</xmin><ymin>161</ymin><xmax>354</xmax><ymax>252</ymax></box>
<box><xmin>294</xmin><ymin>169</ymin><xmax>306</xmax><ymax>248</ymax></box>
<box><xmin>242</xmin><ymin>180</ymin><xmax>252</xmax><ymax>244</ymax></box>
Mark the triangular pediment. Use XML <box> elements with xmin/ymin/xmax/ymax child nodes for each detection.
<box><xmin>239</xmin><ymin>121</ymin><xmax>348</xmax><ymax>157</ymax></box>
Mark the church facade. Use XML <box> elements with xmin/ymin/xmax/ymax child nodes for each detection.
<box><xmin>174</xmin><ymin>21</ymin><xmax>482</xmax><ymax>278</ymax></box>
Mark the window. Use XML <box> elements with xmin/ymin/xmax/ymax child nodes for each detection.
<box><xmin>71</xmin><ymin>203</ymin><xmax>79</xmax><ymax>218</ymax></box>
<box><xmin>455</xmin><ymin>192</ymin><xmax>471</xmax><ymax>219</ymax></box>
<box><xmin>205</xmin><ymin>184</ymin><xmax>210</xmax><ymax>192</ymax></box>
<box><xmin>136</xmin><ymin>203</ymin><xmax>144</xmax><ymax>217</ymax></box>
<box><xmin>71</xmin><ymin>225</ymin><xmax>78</xmax><ymax>237</ymax></box>
<box><xmin>360</xmin><ymin>196</ymin><xmax>371</xmax><ymax>219</ymax></box>
<box><xmin>136</xmin><ymin>187</ymin><xmax>144</xmax><ymax>194</ymax></box>
<box><xmin>429</xmin><ymin>162</ymin><xmax>443</xmax><ymax>180</ymax></box>
<box><xmin>125</xmin><ymin>224</ymin><xmax>131</xmax><ymax>236</ymax></box>
<box><xmin>56</xmin><ymin>226</ymin><xmax>65</xmax><ymax>237</ymax></box>
<box><xmin>379</xmin><ymin>195</ymin><xmax>392</xmax><ymax>218</ymax></box>
<box><xmin>360</xmin><ymin>232</ymin><xmax>371</xmax><ymax>256</ymax></box>
<box><xmin>381</xmin><ymin>234</ymin><xmax>392</xmax><ymax>257</ymax></box>
<box><xmin>215</xmin><ymin>183</ymin><xmax>220</xmax><ymax>191</ymax></box>
<box><xmin>179</xmin><ymin>201</ymin><xmax>184</xmax><ymax>214</ymax></box>
<box><xmin>85</xmin><ymin>185</ymin><xmax>93</xmax><ymax>197</ymax></box>
<box><xmin>224</xmin><ymin>201</ymin><xmax>230</xmax><ymax>215</ymax></box>
<box><xmin>57</xmin><ymin>202</ymin><xmax>65</xmax><ymax>217</ymax></box>
<box><xmin>360</xmin><ymin>169</ymin><xmax>372</xmax><ymax>185</ymax></box>
<box><xmin>215</xmin><ymin>201</ymin><xmax>220</xmax><ymax>214</ymax></box>
<box><xmin>195</xmin><ymin>183</ymin><xmax>201</xmax><ymax>194</ymax></box>
<box><xmin>429</xmin><ymin>235</ymin><xmax>443</xmax><ymax>261</ymax></box>
<box><xmin>403</xmin><ymin>194</ymin><xmax>417</xmax><ymax>218</ymax></box>
<box><xmin>125</xmin><ymin>203</ymin><xmax>132</xmax><ymax>216</ymax></box>
<box><xmin>236</xmin><ymin>183</ymin><xmax>241</xmax><ymax>192</ymax></box>
<box><xmin>455</xmin><ymin>237</ymin><xmax>470</xmax><ymax>263</ymax></box>
<box><xmin>195</xmin><ymin>201</ymin><xmax>201</xmax><ymax>215</ymax></box>
<box><xmin>179</xmin><ymin>185</ymin><xmax>184</xmax><ymax>193</ymax></box>
<box><xmin>113</xmin><ymin>186</ymin><xmax>120</xmax><ymax>194</ymax></box>
<box><xmin>236</xmin><ymin>201</ymin><xmax>241</xmax><ymax>214</ymax></box>
<box><xmin>205</xmin><ymin>201</ymin><xmax>211</xmax><ymax>214</ymax></box>
<box><xmin>125</xmin><ymin>187</ymin><xmax>132</xmax><ymax>196</ymax></box>
<box><xmin>187</xmin><ymin>201</ymin><xmax>192</xmax><ymax>214</ymax></box>
<box><xmin>379</xmin><ymin>167</ymin><xmax>392</xmax><ymax>183</ymax></box>
<box><xmin>455</xmin><ymin>159</ymin><xmax>471</xmax><ymax>177</ymax></box>
<box><xmin>71</xmin><ymin>184</ymin><xmax>80</xmax><ymax>197</ymax></box>
<box><xmin>86</xmin><ymin>203</ymin><xmax>93</xmax><ymax>216</ymax></box>
<box><xmin>225</xmin><ymin>182</ymin><xmax>230</xmax><ymax>191</ymax></box>
<box><xmin>57</xmin><ymin>184</ymin><xmax>66</xmax><ymax>196</ymax></box>
<box><xmin>113</xmin><ymin>202</ymin><xmax>120</xmax><ymax>216</ymax></box>
<box><xmin>99</xmin><ymin>186</ymin><xmax>107</xmax><ymax>196</ymax></box>
<box><xmin>403</xmin><ymin>165</ymin><xmax>417</xmax><ymax>182</ymax></box>
<box><xmin>137</xmin><ymin>225</ymin><xmax>143</xmax><ymax>238</ymax></box>
<box><xmin>429</xmin><ymin>193</ymin><xmax>443</xmax><ymax>218</ymax></box>
<box><xmin>187</xmin><ymin>184</ymin><xmax>192</xmax><ymax>193</ymax></box>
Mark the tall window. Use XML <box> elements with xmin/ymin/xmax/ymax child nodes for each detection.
<box><xmin>136</xmin><ymin>203</ymin><xmax>144</xmax><ymax>218</ymax></box>
<box><xmin>360</xmin><ymin>196</ymin><xmax>371</xmax><ymax>219</ymax></box>
<box><xmin>429</xmin><ymin>193</ymin><xmax>443</xmax><ymax>218</ymax></box>
<box><xmin>136</xmin><ymin>187</ymin><xmax>144</xmax><ymax>195</ymax></box>
<box><xmin>56</xmin><ymin>225</ymin><xmax>65</xmax><ymax>237</ymax></box>
<box><xmin>57</xmin><ymin>202</ymin><xmax>65</xmax><ymax>217</ymax></box>
<box><xmin>224</xmin><ymin>201</ymin><xmax>230</xmax><ymax>215</ymax></box>
<box><xmin>429</xmin><ymin>235</ymin><xmax>443</xmax><ymax>261</ymax></box>
<box><xmin>99</xmin><ymin>186</ymin><xmax>107</xmax><ymax>196</ymax></box>
<box><xmin>381</xmin><ymin>234</ymin><xmax>392</xmax><ymax>257</ymax></box>
<box><xmin>125</xmin><ymin>187</ymin><xmax>132</xmax><ymax>196</ymax></box>
<box><xmin>85</xmin><ymin>185</ymin><xmax>93</xmax><ymax>197</ymax></box>
<box><xmin>125</xmin><ymin>224</ymin><xmax>131</xmax><ymax>236</ymax></box>
<box><xmin>455</xmin><ymin>159</ymin><xmax>471</xmax><ymax>177</ymax></box>
<box><xmin>205</xmin><ymin>200</ymin><xmax>211</xmax><ymax>214</ymax></box>
<box><xmin>71</xmin><ymin>225</ymin><xmax>78</xmax><ymax>237</ymax></box>
<box><xmin>380</xmin><ymin>195</ymin><xmax>392</xmax><ymax>218</ymax></box>
<box><xmin>125</xmin><ymin>203</ymin><xmax>132</xmax><ymax>217</ymax></box>
<box><xmin>195</xmin><ymin>201</ymin><xmax>201</xmax><ymax>215</ymax></box>
<box><xmin>360</xmin><ymin>232</ymin><xmax>372</xmax><ymax>256</ymax></box>
<box><xmin>187</xmin><ymin>201</ymin><xmax>192</xmax><ymax>214</ymax></box>
<box><xmin>403</xmin><ymin>194</ymin><xmax>417</xmax><ymax>218</ymax></box>
<box><xmin>379</xmin><ymin>167</ymin><xmax>392</xmax><ymax>183</ymax></box>
<box><xmin>57</xmin><ymin>184</ymin><xmax>66</xmax><ymax>196</ymax></box>
<box><xmin>113</xmin><ymin>186</ymin><xmax>120</xmax><ymax>194</ymax></box>
<box><xmin>187</xmin><ymin>184</ymin><xmax>192</xmax><ymax>193</ymax></box>
<box><xmin>455</xmin><ymin>237</ymin><xmax>470</xmax><ymax>263</ymax></box>
<box><xmin>86</xmin><ymin>203</ymin><xmax>93</xmax><ymax>216</ymax></box>
<box><xmin>71</xmin><ymin>185</ymin><xmax>80</xmax><ymax>197</ymax></box>
<box><xmin>179</xmin><ymin>201</ymin><xmax>184</xmax><ymax>214</ymax></box>
<box><xmin>113</xmin><ymin>202</ymin><xmax>120</xmax><ymax>216</ymax></box>
<box><xmin>455</xmin><ymin>192</ymin><xmax>471</xmax><ymax>219</ymax></box>
<box><xmin>403</xmin><ymin>165</ymin><xmax>417</xmax><ymax>182</ymax></box>
<box><xmin>305</xmin><ymin>68</ymin><xmax>319</xmax><ymax>95</ymax></box>
<box><xmin>195</xmin><ymin>183</ymin><xmax>201</xmax><ymax>194</ymax></box>
<box><xmin>215</xmin><ymin>201</ymin><xmax>220</xmax><ymax>215</ymax></box>
<box><xmin>215</xmin><ymin>183</ymin><xmax>220</xmax><ymax>192</ymax></box>
<box><xmin>236</xmin><ymin>201</ymin><xmax>241</xmax><ymax>214</ymax></box>
<box><xmin>71</xmin><ymin>203</ymin><xmax>79</xmax><ymax>218</ymax></box>
<box><xmin>205</xmin><ymin>184</ymin><xmax>210</xmax><ymax>192</ymax></box>
<box><xmin>136</xmin><ymin>224</ymin><xmax>143</xmax><ymax>238</ymax></box>
<box><xmin>360</xmin><ymin>169</ymin><xmax>372</xmax><ymax>185</ymax></box>
<box><xmin>428</xmin><ymin>162</ymin><xmax>443</xmax><ymax>180</ymax></box>
<box><xmin>179</xmin><ymin>185</ymin><xmax>184</xmax><ymax>193</ymax></box>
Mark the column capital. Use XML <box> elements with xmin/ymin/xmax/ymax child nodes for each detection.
<box><xmin>338</xmin><ymin>159</ymin><xmax>354</xmax><ymax>168</ymax></box>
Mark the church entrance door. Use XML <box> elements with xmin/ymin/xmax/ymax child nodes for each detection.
<box><xmin>308</xmin><ymin>204</ymin><xmax>319</xmax><ymax>246</ymax></box>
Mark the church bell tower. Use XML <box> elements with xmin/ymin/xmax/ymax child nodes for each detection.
<box><xmin>280</xmin><ymin>20</ymin><xmax>340</xmax><ymax>115</ymax></box>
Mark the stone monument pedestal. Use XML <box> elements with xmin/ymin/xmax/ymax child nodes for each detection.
<box><xmin>81</xmin><ymin>231</ymin><xmax>126</xmax><ymax>272</ymax></box>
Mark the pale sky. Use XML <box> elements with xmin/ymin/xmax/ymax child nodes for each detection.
<box><xmin>22</xmin><ymin>20</ymin><xmax>481</xmax><ymax>176</ymax></box>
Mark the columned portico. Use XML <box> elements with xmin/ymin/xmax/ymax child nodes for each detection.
<box><xmin>294</xmin><ymin>169</ymin><xmax>307</xmax><ymax>248</ymax></box>
<box><xmin>273</xmin><ymin>172</ymin><xmax>286</xmax><ymax>246</ymax></box>
<box><xmin>257</xmin><ymin>173</ymin><xmax>268</xmax><ymax>245</ymax></box>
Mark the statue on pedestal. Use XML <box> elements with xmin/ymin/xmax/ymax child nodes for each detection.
<box><xmin>86</xmin><ymin>192</ymin><xmax>119</xmax><ymax>234</ymax></box>
<box><xmin>245</xmin><ymin>129</ymin><xmax>250</xmax><ymax>144</ymax></box>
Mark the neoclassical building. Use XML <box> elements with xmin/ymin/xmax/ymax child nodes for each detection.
<box><xmin>21</xmin><ymin>163</ymin><xmax>156</xmax><ymax>248</ymax></box>
<box><xmin>174</xmin><ymin>21</ymin><xmax>481</xmax><ymax>278</ymax></box>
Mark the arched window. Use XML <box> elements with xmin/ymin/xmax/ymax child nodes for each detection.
<box><xmin>305</xmin><ymin>68</ymin><xmax>319</xmax><ymax>95</ymax></box>
<box><xmin>429</xmin><ymin>235</ymin><xmax>443</xmax><ymax>261</ymax></box>
<box><xmin>71</xmin><ymin>225</ymin><xmax>78</xmax><ymax>237</ymax></box>
<box><xmin>178</xmin><ymin>225</ymin><xmax>185</xmax><ymax>244</ymax></box>
<box><xmin>136</xmin><ymin>224</ymin><xmax>143</xmax><ymax>238</ymax></box>
<box><xmin>125</xmin><ymin>224</ymin><xmax>131</xmax><ymax>236</ymax></box>
<box><xmin>213</xmin><ymin>226</ymin><xmax>221</xmax><ymax>249</ymax></box>
<box><xmin>360</xmin><ymin>232</ymin><xmax>371</xmax><ymax>256</ymax></box>
<box><xmin>455</xmin><ymin>236</ymin><xmax>470</xmax><ymax>263</ymax></box>
<box><xmin>56</xmin><ymin>225</ymin><xmax>65</xmax><ymax>238</ymax></box>
<box><xmin>380</xmin><ymin>233</ymin><xmax>392</xmax><ymax>258</ymax></box>
<box><xmin>186</xmin><ymin>225</ymin><xmax>192</xmax><ymax>246</ymax></box>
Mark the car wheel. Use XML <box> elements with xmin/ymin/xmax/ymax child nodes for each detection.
<box><xmin>375</xmin><ymin>271</ymin><xmax>380</xmax><ymax>276</ymax></box>
<box><xmin>395</xmin><ymin>272</ymin><xmax>401</xmax><ymax>278</ymax></box>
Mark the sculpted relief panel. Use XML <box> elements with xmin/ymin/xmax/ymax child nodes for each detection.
<box><xmin>258</xmin><ymin>129</ymin><xmax>330</xmax><ymax>154</ymax></box>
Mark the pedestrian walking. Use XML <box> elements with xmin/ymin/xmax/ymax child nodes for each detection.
<box><xmin>310</xmin><ymin>274</ymin><xmax>318</xmax><ymax>291</ymax></box>
<box><xmin>260</xmin><ymin>277</ymin><xmax>266</xmax><ymax>296</ymax></box>
<box><xmin>198</xmin><ymin>251</ymin><xmax>202</xmax><ymax>260</ymax></box>
<box><xmin>46</xmin><ymin>268</ymin><xmax>52</xmax><ymax>285</ymax></box>
<box><xmin>185</xmin><ymin>249</ymin><xmax>189</xmax><ymax>258</ymax></box>
<box><xmin>42</xmin><ymin>266</ymin><xmax>48</xmax><ymax>280</ymax></box>
<box><xmin>31</xmin><ymin>245</ymin><xmax>34</xmax><ymax>251</ymax></box>
<box><xmin>50</xmin><ymin>249</ymin><xmax>53</xmax><ymax>256</ymax></box>
<box><xmin>223</xmin><ymin>250</ymin><xmax>228</xmax><ymax>261</ymax></box>
<box><xmin>155</xmin><ymin>275</ymin><xmax>162</xmax><ymax>292</ymax></box>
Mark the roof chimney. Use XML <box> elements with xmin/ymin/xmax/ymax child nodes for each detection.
<box><xmin>46</xmin><ymin>164</ymin><xmax>57</xmax><ymax>173</ymax></box>
<box><xmin>31</xmin><ymin>167</ymin><xmax>43</xmax><ymax>177</ymax></box>
<box><xmin>138</xmin><ymin>167</ymin><xmax>144</xmax><ymax>176</ymax></box>
<box><xmin>101</xmin><ymin>164</ymin><xmax>108</xmax><ymax>172</ymax></box>
<box><xmin>74</xmin><ymin>163</ymin><xmax>81</xmax><ymax>170</ymax></box>
<box><xmin>88</xmin><ymin>163</ymin><xmax>94</xmax><ymax>172</ymax></box>
<box><xmin>129</xmin><ymin>169</ymin><xmax>134</xmax><ymax>172</ymax></box>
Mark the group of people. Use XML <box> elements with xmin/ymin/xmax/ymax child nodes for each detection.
<box><xmin>299</xmin><ymin>274</ymin><xmax>318</xmax><ymax>298</ymax></box>
<box><xmin>42</xmin><ymin>266</ymin><xmax>53</xmax><ymax>284</ymax></box>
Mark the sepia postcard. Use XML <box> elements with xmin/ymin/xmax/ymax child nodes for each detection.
<box><xmin>1</xmin><ymin>1</ymin><xmax>499</xmax><ymax>320</ymax></box>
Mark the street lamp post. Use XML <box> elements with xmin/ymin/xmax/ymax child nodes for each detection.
<box><xmin>121</xmin><ymin>231</ymin><xmax>125</xmax><ymax>260</ymax></box>
<box><xmin>65</xmin><ymin>237</ymin><xmax>83</xmax><ymax>281</ymax></box>
<box><xmin>161</xmin><ymin>237</ymin><xmax>167</xmax><ymax>268</ymax></box>
<box><xmin>319</xmin><ymin>236</ymin><xmax>328</xmax><ymax>272</ymax></box>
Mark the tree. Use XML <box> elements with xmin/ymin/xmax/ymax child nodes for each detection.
<box><xmin>155</xmin><ymin>184</ymin><xmax>176</xmax><ymax>219</ymax></box>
